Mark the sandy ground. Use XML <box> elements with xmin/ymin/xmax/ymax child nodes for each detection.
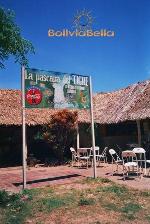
<box><xmin>0</xmin><ymin>163</ymin><xmax>150</xmax><ymax>192</ymax></box>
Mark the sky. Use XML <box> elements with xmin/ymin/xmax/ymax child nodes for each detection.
<box><xmin>0</xmin><ymin>0</ymin><xmax>150</xmax><ymax>92</ymax></box>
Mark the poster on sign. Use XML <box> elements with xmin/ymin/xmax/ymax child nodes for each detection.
<box><xmin>25</xmin><ymin>68</ymin><xmax>90</xmax><ymax>109</ymax></box>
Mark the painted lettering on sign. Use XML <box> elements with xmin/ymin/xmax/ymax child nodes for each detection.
<box><xmin>25</xmin><ymin>68</ymin><xmax>90</xmax><ymax>109</ymax></box>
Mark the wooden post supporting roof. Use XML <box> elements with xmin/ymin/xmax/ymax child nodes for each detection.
<box><xmin>136</xmin><ymin>120</ymin><xmax>141</xmax><ymax>147</ymax></box>
<box><xmin>77</xmin><ymin>123</ymin><xmax>79</xmax><ymax>149</ymax></box>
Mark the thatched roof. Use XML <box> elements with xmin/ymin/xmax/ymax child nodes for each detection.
<box><xmin>94</xmin><ymin>79</ymin><xmax>150</xmax><ymax>124</ymax></box>
<box><xmin>0</xmin><ymin>79</ymin><xmax>150</xmax><ymax>126</ymax></box>
<box><xmin>0</xmin><ymin>89</ymin><xmax>90</xmax><ymax>126</ymax></box>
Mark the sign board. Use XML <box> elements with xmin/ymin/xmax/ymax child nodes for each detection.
<box><xmin>25</xmin><ymin>68</ymin><xmax>90</xmax><ymax>109</ymax></box>
<box><xmin>22</xmin><ymin>67</ymin><xmax>96</xmax><ymax>189</ymax></box>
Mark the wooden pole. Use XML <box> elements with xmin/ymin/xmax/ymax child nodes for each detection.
<box><xmin>21</xmin><ymin>66</ymin><xmax>27</xmax><ymax>189</ymax></box>
<box><xmin>136</xmin><ymin>120</ymin><xmax>141</xmax><ymax>147</ymax></box>
<box><xmin>77</xmin><ymin>123</ymin><xmax>79</xmax><ymax>149</ymax></box>
<box><xmin>89</xmin><ymin>76</ymin><xmax>97</xmax><ymax>178</ymax></box>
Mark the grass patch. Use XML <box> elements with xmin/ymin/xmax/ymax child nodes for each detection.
<box><xmin>40</xmin><ymin>197</ymin><xmax>66</xmax><ymax>211</ymax></box>
<box><xmin>22</xmin><ymin>189</ymin><xmax>34</xmax><ymax>200</ymax></box>
<box><xmin>103</xmin><ymin>202</ymin><xmax>120</xmax><ymax>212</ymax></box>
<box><xmin>0</xmin><ymin>179</ymin><xmax>149</xmax><ymax>224</ymax></box>
<box><xmin>4</xmin><ymin>202</ymin><xmax>31</xmax><ymax>224</ymax></box>
<box><xmin>79</xmin><ymin>197</ymin><xmax>95</xmax><ymax>206</ymax></box>
<box><xmin>121</xmin><ymin>202</ymin><xmax>142</xmax><ymax>214</ymax></box>
<box><xmin>85</xmin><ymin>177</ymin><xmax>112</xmax><ymax>184</ymax></box>
<box><xmin>145</xmin><ymin>215</ymin><xmax>150</xmax><ymax>222</ymax></box>
<box><xmin>0</xmin><ymin>190</ymin><xmax>21</xmax><ymax>208</ymax></box>
<box><xmin>0</xmin><ymin>190</ymin><xmax>32</xmax><ymax>224</ymax></box>
<box><xmin>97</xmin><ymin>184</ymin><xmax>128</xmax><ymax>197</ymax></box>
<box><xmin>35</xmin><ymin>193</ymin><xmax>76</xmax><ymax>213</ymax></box>
<box><xmin>101</xmin><ymin>198</ymin><xmax>142</xmax><ymax>221</ymax></box>
<box><xmin>122</xmin><ymin>214</ymin><xmax>135</xmax><ymax>220</ymax></box>
<box><xmin>90</xmin><ymin>222</ymin><xmax>101</xmax><ymax>224</ymax></box>
<box><xmin>22</xmin><ymin>187</ymin><xmax>54</xmax><ymax>200</ymax></box>
<box><xmin>120</xmin><ymin>202</ymin><xmax>142</xmax><ymax>220</ymax></box>
<box><xmin>0</xmin><ymin>190</ymin><xmax>11</xmax><ymax>207</ymax></box>
<box><xmin>140</xmin><ymin>191</ymin><xmax>150</xmax><ymax>197</ymax></box>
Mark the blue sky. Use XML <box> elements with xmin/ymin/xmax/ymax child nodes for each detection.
<box><xmin>0</xmin><ymin>0</ymin><xmax>150</xmax><ymax>92</ymax></box>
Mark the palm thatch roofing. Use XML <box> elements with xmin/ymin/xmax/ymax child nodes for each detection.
<box><xmin>0</xmin><ymin>79</ymin><xmax>150</xmax><ymax>126</ymax></box>
<box><xmin>94</xmin><ymin>79</ymin><xmax>150</xmax><ymax>124</ymax></box>
<box><xmin>0</xmin><ymin>90</ymin><xmax>90</xmax><ymax>126</ymax></box>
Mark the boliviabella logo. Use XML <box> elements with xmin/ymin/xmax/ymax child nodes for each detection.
<box><xmin>48</xmin><ymin>9</ymin><xmax>115</xmax><ymax>38</ymax></box>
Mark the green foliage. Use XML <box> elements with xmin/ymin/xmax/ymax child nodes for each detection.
<box><xmin>43</xmin><ymin>110</ymin><xmax>78</xmax><ymax>162</ymax></box>
<box><xmin>0</xmin><ymin>7</ymin><xmax>34</xmax><ymax>68</ymax></box>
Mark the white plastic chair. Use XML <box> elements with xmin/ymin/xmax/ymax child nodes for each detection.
<box><xmin>90</xmin><ymin>146</ymin><xmax>100</xmax><ymax>166</ymax></box>
<box><xmin>122</xmin><ymin>150</ymin><xmax>139</xmax><ymax>180</ymax></box>
<box><xmin>146</xmin><ymin>160</ymin><xmax>150</xmax><ymax>176</ymax></box>
<box><xmin>77</xmin><ymin>148</ymin><xmax>90</xmax><ymax>169</ymax></box>
<box><xmin>132</xmin><ymin>148</ymin><xmax>147</xmax><ymax>175</ymax></box>
<box><xmin>96</xmin><ymin>147</ymin><xmax>108</xmax><ymax>163</ymax></box>
<box><xmin>109</xmin><ymin>149</ymin><xmax>122</xmax><ymax>173</ymax></box>
<box><xmin>70</xmin><ymin>147</ymin><xmax>79</xmax><ymax>167</ymax></box>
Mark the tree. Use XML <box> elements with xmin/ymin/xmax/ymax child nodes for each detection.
<box><xmin>0</xmin><ymin>7</ymin><xmax>34</xmax><ymax>68</ymax></box>
<box><xmin>43</xmin><ymin>110</ymin><xmax>78</xmax><ymax>162</ymax></box>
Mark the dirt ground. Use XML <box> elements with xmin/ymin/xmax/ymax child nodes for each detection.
<box><xmin>0</xmin><ymin>163</ymin><xmax>150</xmax><ymax>192</ymax></box>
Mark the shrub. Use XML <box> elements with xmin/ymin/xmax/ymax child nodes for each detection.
<box><xmin>43</xmin><ymin>110</ymin><xmax>78</xmax><ymax>162</ymax></box>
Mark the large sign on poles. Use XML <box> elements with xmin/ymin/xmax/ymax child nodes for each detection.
<box><xmin>25</xmin><ymin>68</ymin><xmax>90</xmax><ymax>109</ymax></box>
<box><xmin>22</xmin><ymin>67</ymin><xmax>96</xmax><ymax>189</ymax></box>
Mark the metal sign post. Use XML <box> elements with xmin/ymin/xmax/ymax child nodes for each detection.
<box><xmin>89</xmin><ymin>76</ymin><xmax>97</xmax><ymax>178</ymax></box>
<box><xmin>21</xmin><ymin>65</ymin><xmax>27</xmax><ymax>189</ymax></box>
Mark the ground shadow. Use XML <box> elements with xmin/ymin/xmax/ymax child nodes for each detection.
<box><xmin>105</xmin><ymin>172</ymin><xmax>122</xmax><ymax>176</ymax></box>
<box><xmin>143</xmin><ymin>175</ymin><xmax>150</xmax><ymax>178</ymax></box>
<box><xmin>13</xmin><ymin>174</ymin><xmax>81</xmax><ymax>186</ymax></box>
<box><xmin>118</xmin><ymin>173</ymin><xmax>141</xmax><ymax>181</ymax></box>
<box><xmin>105</xmin><ymin>172</ymin><xmax>140</xmax><ymax>180</ymax></box>
<box><xmin>77</xmin><ymin>165</ymin><xmax>105</xmax><ymax>169</ymax></box>
<box><xmin>118</xmin><ymin>177</ymin><xmax>136</xmax><ymax>181</ymax></box>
